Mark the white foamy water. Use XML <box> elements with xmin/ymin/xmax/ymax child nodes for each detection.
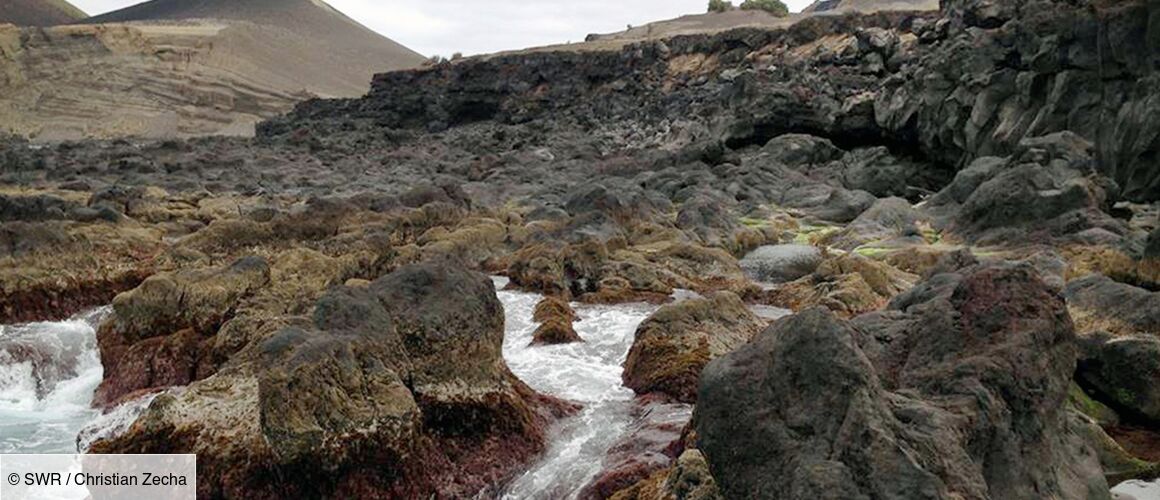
<box><xmin>1115</xmin><ymin>480</ymin><xmax>1160</xmax><ymax>500</ymax></box>
<box><xmin>495</xmin><ymin>277</ymin><xmax>660</xmax><ymax>499</ymax></box>
<box><xmin>0</xmin><ymin>309</ymin><xmax>109</xmax><ymax>454</ymax></box>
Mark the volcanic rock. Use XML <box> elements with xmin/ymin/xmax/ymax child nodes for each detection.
<box><xmin>697</xmin><ymin>264</ymin><xmax>1108</xmax><ymax>499</ymax></box>
<box><xmin>1077</xmin><ymin>333</ymin><xmax>1160</xmax><ymax>423</ymax></box>
<box><xmin>531</xmin><ymin>296</ymin><xmax>582</xmax><ymax>345</ymax></box>
<box><xmin>739</xmin><ymin>244</ymin><xmax>824</xmax><ymax>283</ymax></box>
<box><xmin>623</xmin><ymin>292</ymin><xmax>764</xmax><ymax>403</ymax></box>
<box><xmin>1065</xmin><ymin>274</ymin><xmax>1160</xmax><ymax>338</ymax></box>
<box><xmin>91</xmin><ymin>263</ymin><xmax>571</xmax><ymax>498</ymax></box>
<box><xmin>758</xmin><ymin>252</ymin><xmax>917</xmax><ymax>317</ymax></box>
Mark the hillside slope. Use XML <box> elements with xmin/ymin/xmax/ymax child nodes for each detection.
<box><xmin>556</xmin><ymin>0</ymin><xmax>938</xmax><ymax>51</ymax></box>
<box><xmin>803</xmin><ymin>0</ymin><xmax>939</xmax><ymax>13</ymax></box>
<box><xmin>0</xmin><ymin>0</ymin><xmax>86</xmax><ymax>27</ymax></box>
<box><xmin>85</xmin><ymin>0</ymin><xmax>424</xmax><ymax>95</ymax></box>
<box><xmin>0</xmin><ymin>0</ymin><xmax>424</xmax><ymax>140</ymax></box>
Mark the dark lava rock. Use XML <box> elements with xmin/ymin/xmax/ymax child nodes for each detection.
<box><xmin>1077</xmin><ymin>333</ymin><xmax>1160</xmax><ymax>423</ymax></box>
<box><xmin>739</xmin><ymin>244</ymin><xmax>824</xmax><ymax>283</ymax></box>
<box><xmin>1065</xmin><ymin>274</ymin><xmax>1160</xmax><ymax>338</ymax></box>
<box><xmin>0</xmin><ymin>194</ymin><xmax>81</xmax><ymax>222</ymax></box>
<box><xmin>761</xmin><ymin>134</ymin><xmax>845</xmax><ymax>166</ymax></box>
<box><xmin>696</xmin><ymin>264</ymin><xmax>1107</xmax><ymax>499</ymax></box>
<box><xmin>927</xmin><ymin>133</ymin><xmax>1125</xmax><ymax>244</ymax></box>
<box><xmin>94</xmin><ymin>256</ymin><xmax>271</xmax><ymax>407</ymax></box>
<box><xmin>826</xmin><ymin>196</ymin><xmax>925</xmax><ymax>250</ymax></box>
<box><xmin>623</xmin><ymin>292</ymin><xmax>764</xmax><ymax>403</ymax></box>
<box><xmin>531</xmin><ymin>296</ymin><xmax>582</xmax><ymax>345</ymax></box>
<box><xmin>91</xmin><ymin>263</ymin><xmax>573</xmax><ymax>498</ymax></box>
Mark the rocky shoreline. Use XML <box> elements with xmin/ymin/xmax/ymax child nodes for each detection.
<box><xmin>1</xmin><ymin>0</ymin><xmax>1159</xmax><ymax>497</ymax></box>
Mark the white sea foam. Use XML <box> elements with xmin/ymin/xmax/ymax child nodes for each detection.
<box><xmin>0</xmin><ymin>309</ymin><xmax>108</xmax><ymax>453</ymax></box>
<box><xmin>495</xmin><ymin>277</ymin><xmax>656</xmax><ymax>499</ymax></box>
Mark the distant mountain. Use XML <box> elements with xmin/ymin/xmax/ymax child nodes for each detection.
<box><xmin>0</xmin><ymin>0</ymin><xmax>86</xmax><ymax>27</ymax></box>
<box><xmin>0</xmin><ymin>0</ymin><xmax>426</xmax><ymax>140</ymax></box>
<box><xmin>85</xmin><ymin>0</ymin><xmax>426</xmax><ymax>96</ymax></box>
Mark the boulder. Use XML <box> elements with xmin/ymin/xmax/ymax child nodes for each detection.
<box><xmin>762</xmin><ymin>134</ymin><xmax>845</xmax><ymax>167</ymax></box>
<box><xmin>697</xmin><ymin>264</ymin><xmax>1108</xmax><ymax>499</ymax></box>
<box><xmin>1077</xmin><ymin>333</ymin><xmax>1160</xmax><ymax>423</ymax></box>
<box><xmin>508</xmin><ymin>240</ymin><xmax>609</xmax><ymax>298</ymax></box>
<box><xmin>369</xmin><ymin>264</ymin><xmax>551</xmax><ymax>436</ymax></box>
<box><xmin>1065</xmin><ymin>274</ymin><xmax>1160</xmax><ymax>337</ymax></box>
<box><xmin>531</xmin><ymin>296</ymin><xmax>582</xmax><ymax>345</ymax></box>
<box><xmin>925</xmin><ymin>133</ymin><xmax>1125</xmax><ymax>244</ymax></box>
<box><xmin>738</xmin><ymin>244</ymin><xmax>823</xmax><ymax>283</ymax></box>
<box><xmin>623</xmin><ymin>292</ymin><xmax>764</xmax><ymax>403</ymax></box>
<box><xmin>94</xmin><ymin>256</ymin><xmax>271</xmax><ymax>407</ymax></box>
<box><xmin>824</xmin><ymin>197</ymin><xmax>926</xmax><ymax>251</ymax></box>
<box><xmin>803</xmin><ymin>188</ymin><xmax>877</xmax><ymax>224</ymax></box>
<box><xmin>609</xmin><ymin>449</ymin><xmax>722</xmax><ymax>500</ymax></box>
<box><xmin>92</xmin><ymin>263</ymin><xmax>571</xmax><ymax>498</ymax></box>
<box><xmin>759</xmin><ymin>253</ymin><xmax>918</xmax><ymax>317</ymax></box>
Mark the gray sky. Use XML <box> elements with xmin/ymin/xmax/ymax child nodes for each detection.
<box><xmin>71</xmin><ymin>0</ymin><xmax>815</xmax><ymax>56</ymax></box>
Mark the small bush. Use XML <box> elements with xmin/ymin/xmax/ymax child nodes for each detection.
<box><xmin>708</xmin><ymin>0</ymin><xmax>734</xmax><ymax>13</ymax></box>
<box><xmin>740</xmin><ymin>0</ymin><xmax>789</xmax><ymax>16</ymax></box>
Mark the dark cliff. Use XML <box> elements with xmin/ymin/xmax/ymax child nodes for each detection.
<box><xmin>264</xmin><ymin>0</ymin><xmax>1160</xmax><ymax>201</ymax></box>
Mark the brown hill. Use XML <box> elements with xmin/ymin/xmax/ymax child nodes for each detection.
<box><xmin>803</xmin><ymin>0</ymin><xmax>939</xmax><ymax>13</ymax></box>
<box><xmin>0</xmin><ymin>0</ymin><xmax>86</xmax><ymax>27</ymax></box>
<box><xmin>0</xmin><ymin>0</ymin><xmax>424</xmax><ymax>140</ymax></box>
<box><xmin>552</xmin><ymin>0</ymin><xmax>938</xmax><ymax>53</ymax></box>
<box><xmin>85</xmin><ymin>0</ymin><xmax>425</xmax><ymax>92</ymax></box>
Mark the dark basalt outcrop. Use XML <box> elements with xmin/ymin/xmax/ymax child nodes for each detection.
<box><xmin>879</xmin><ymin>0</ymin><xmax>1160</xmax><ymax>201</ymax></box>
<box><xmin>1065</xmin><ymin>274</ymin><xmax>1160</xmax><ymax>338</ymax></box>
<box><xmin>696</xmin><ymin>264</ymin><xmax>1108</xmax><ymax>499</ymax></box>
<box><xmin>925</xmin><ymin>132</ymin><xmax>1125</xmax><ymax>245</ymax></box>
<box><xmin>91</xmin><ymin>263</ymin><xmax>573</xmax><ymax>498</ymax></box>
<box><xmin>1077</xmin><ymin>333</ymin><xmax>1160</xmax><ymax>424</ymax></box>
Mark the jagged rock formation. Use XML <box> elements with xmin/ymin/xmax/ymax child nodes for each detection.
<box><xmin>0</xmin><ymin>0</ymin><xmax>85</xmax><ymax>27</ymax></box>
<box><xmin>91</xmin><ymin>263</ymin><xmax>574</xmax><ymax>498</ymax></box>
<box><xmin>696</xmin><ymin>264</ymin><xmax>1109</xmax><ymax>499</ymax></box>
<box><xmin>0</xmin><ymin>0</ymin><xmax>424</xmax><ymax>140</ymax></box>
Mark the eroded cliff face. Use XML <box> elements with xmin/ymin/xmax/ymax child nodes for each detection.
<box><xmin>0</xmin><ymin>22</ymin><xmax>309</xmax><ymax>140</ymax></box>
<box><xmin>0</xmin><ymin>0</ymin><xmax>426</xmax><ymax>142</ymax></box>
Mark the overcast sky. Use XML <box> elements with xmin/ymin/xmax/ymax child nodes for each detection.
<box><xmin>71</xmin><ymin>0</ymin><xmax>815</xmax><ymax>56</ymax></box>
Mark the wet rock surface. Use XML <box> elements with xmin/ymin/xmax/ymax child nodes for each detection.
<box><xmin>623</xmin><ymin>292</ymin><xmax>765</xmax><ymax>403</ymax></box>
<box><xmin>531</xmin><ymin>296</ymin><xmax>583</xmax><ymax>345</ymax></box>
<box><xmin>91</xmin><ymin>263</ymin><xmax>573</xmax><ymax>498</ymax></box>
